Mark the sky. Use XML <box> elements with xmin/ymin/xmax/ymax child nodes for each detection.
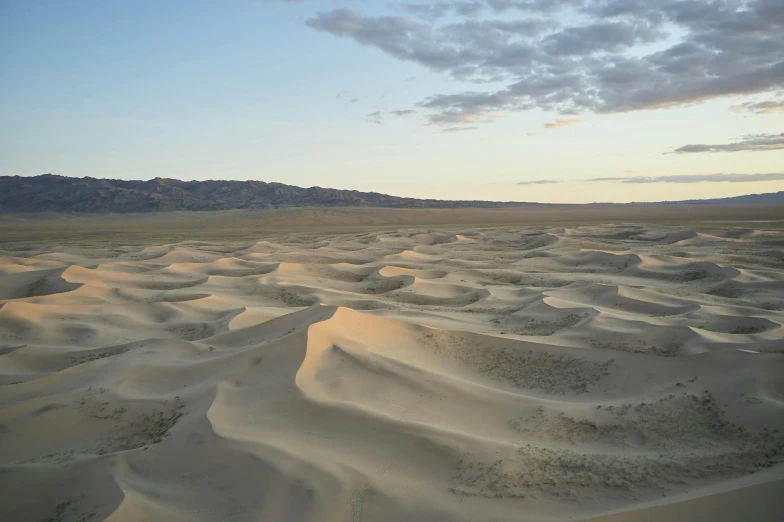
<box><xmin>1</xmin><ymin>0</ymin><xmax>783</xmax><ymax>204</ymax></box>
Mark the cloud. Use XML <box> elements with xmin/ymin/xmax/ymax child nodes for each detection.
<box><xmin>485</xmin><ymin>0</ymin><xmax>584</xmax><ymax>13</ymax></box>
<box><xmin>731</xmin><ymin>100</ymin><xmax>784</xmax><ymax>114</ymax></box>
<box><xmin>402</xmin><ymin>2</ymin><xmax>485</xmax><ymax>20</ymax></box>
<box><xmin>454</xmin><ymin>1</ymin><xmax>484</xmax><ymax>17</ymax></box>
<box><xmin>543</xmin><ymin>117</ymin><xmax>581</xmax><ymax>129</ymax></box>
<box><xmin>401</xmin><ymin>3</ymin><xmax>453</xmax><ymax>21</ymax></box>
<box><xmin>441</xmin><ymin>125</ymin><xmax>478</xmax><ymax>132</ymax></box>
<box><xmin>672</xmin><ymin>132</ymin><xmax>784</xmax><ymax>153</ymax></box>
<box><xmin>518</xmin><ymin>179</ymin><xmax>560</xmax><ymax>185</ymax></box>
<box><xmin>336</xmin><ymin>91</ymin><xmax>359</xmax><ymax>103</ymax></box>
<box><xmin>588</xmin><ymin>173</ymin><xmax>784</xmax><ymax>183</ymax></box>
<box><xmin>527</xmin><ymin>117</ymin><xmax>582</xmax><ymax>135</ymax></box>
<box><xmin>307</xmin><ymin>1</ymin><xmax>784</xmax><ymax>127</ymax></box>
<box><xmin>365</xmin><ymin>111</ymin><xmax>383</xmax><ymax>124</ymax></box>
<box><xmin>427</xmin><ymin>110</ymin><xmax>504</xmax><ymax>130</ymax></box>
<box><xmin>365</xmin><ymin>109</ymin><xmax>417</xmax><ymax>123</ymax></box>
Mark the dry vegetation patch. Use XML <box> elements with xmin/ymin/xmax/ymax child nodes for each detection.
<box><xmin>419</xmin><ymin>332</ymin><xmax>614</xmax><ymax>394</ymax></box>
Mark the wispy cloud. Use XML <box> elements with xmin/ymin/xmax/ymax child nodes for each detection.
<box><xmin>362</xmin><ymin>109</ymin><xmax>416</xmax><ymax>124</ymax></box>
<box><xmin>672</xmin><ymin>132</ymin><xmax>784</xmax><ymax>153</ymax></box>
<box><xmin>543</xmin><ymin>117</ymin><xmax>581</xmax><ymax>129</ymax></box>
<box><xmin>588</xmin><ymin>173</ymin><xmax>784</xmax><ymax>184</ymax></box>
<box><xmin>365</xmin><ymin>111</ymin><xmax>383</xmax><ymax>124</ymax></box>
<box><xmin>428</xmin><ymin>111</ymin><xmax>504</xmax><ymax>130</ymax></box>
<box><xmin>730</xmin><ymin>100</ymin><xmax>784</xmax><ymax>115</ymax></box>
<box><xmin>336</xmin><ymin>90</ymin><xmax>354</xmax><ymax>101</ymax></box>
<box><xmin>518</xmin><ymin>179</ymin><xmax>560</xmax><ymax>185</ymax></box>
<box><xmin>441</xmin><ymin>125</ymin><xmax>478</xmax><ymax>133</ymax></box>
<box><xmin>527</xmin><ymin>117</ymin><xmax>582</xmax><ymax>135</ymax></box>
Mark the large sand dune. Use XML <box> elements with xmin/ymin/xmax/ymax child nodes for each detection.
<box><xmin>1</xmin><ymin>222</ymin><xmax>784</xmax><ymax>521</ymax></box>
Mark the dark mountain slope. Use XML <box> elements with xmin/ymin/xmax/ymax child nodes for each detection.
<box><xmin>660</xmin><ymin>191</ymin><xmax>784</xmax><ymax>205</ymax></box>
<box><xmin>0</xmin><ymin>175</ymin><xmax>543</xmax><ymax>212</ymax></box>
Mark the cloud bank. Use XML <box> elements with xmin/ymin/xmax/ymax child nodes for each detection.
<box><xmin>673</xmin><ymin>132</ymin><xmax>784</xmax><ymax>153</ymax></box>
<box><xmin>307</xmin><ymin>1</ymin><xmax>784</xmax><ymax>129</ymax></box>
<box><xmin>588</xmin><ymin>173</ymin><xmax>784</xmax><ymax>183</ymax></box>
<box><xmin>731</xmin><ymin>100</ymin><xmax>784</xmax><ymax>114</ymax></box>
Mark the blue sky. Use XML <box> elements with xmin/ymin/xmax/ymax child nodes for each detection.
<box><xmin>2</xmin><ymin>0</ymin><xmax>783</xmax><ymax>203</ymax></box>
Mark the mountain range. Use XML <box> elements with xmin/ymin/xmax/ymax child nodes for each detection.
<box><xmin>0</xmin><ymin>174</ymin><xmax>782</xmax><ymax>212</ymax></box>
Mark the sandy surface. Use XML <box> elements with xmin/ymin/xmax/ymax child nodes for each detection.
<box><xmin>1</xmin><ymin>221</ymin><xmax>784</xmax><ymax>521</ymax></box>
<box><xmin>3</xmin><ymin>204</ymin><xmax>784</xmax><ymax>244</ymax></box>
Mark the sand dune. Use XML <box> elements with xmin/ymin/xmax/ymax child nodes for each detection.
<box><xmin>1</xmin><ymin>223</ymin><xmax>783</xmax><ymax>521</ymax></box>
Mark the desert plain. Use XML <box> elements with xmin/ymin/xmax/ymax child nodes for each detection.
<box><xmin>1</xmin><ymin>208</ymin><xmax>784</xmax><ymax>522</ymax></box>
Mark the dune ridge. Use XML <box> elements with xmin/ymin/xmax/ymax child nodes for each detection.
<box><xmin>1</xmin><ymin>223</ymin><xmax>784</xmax><ymax>521</ymax></box>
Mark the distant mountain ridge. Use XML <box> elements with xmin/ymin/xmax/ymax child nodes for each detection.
<box><xmin>657</xmin><ymin>191</ymin><xmax>784</xmax><ymax>205</ymax></box>
<box><xmin>0</xmin><ymin>174</ymin><xmax>782</xmax><ymax>212</ymax></box>
<box><xmin>0</xmin><ymin>174</ymin><xmax>543</xmax><ymax>212</ymax></box>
